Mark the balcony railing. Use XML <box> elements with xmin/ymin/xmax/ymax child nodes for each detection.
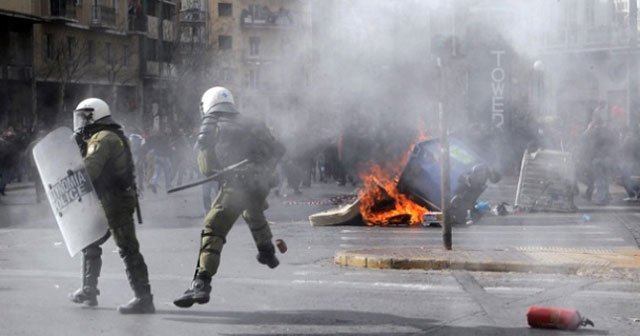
<box><xmin>91</xmin><ymin>5</ymin><xmax>116</xmax><ymax>28</ymax></box>
<box><xmin>179</xmin><ymin>8</ymin><xmax>206</xmax><ymax>24</ymax></box>
<box><xmin>240</xmin><ymin>8</ymin><xmax>294</xmax><ymax>28</ymax></box>
<box><xmin>543</xmin><ymin>25</ymin><xmax>631</xmax><ymax>49</ymax></box>
<box><xmin>49</xmin><ymin>0</ymin><xmax>76</xmax><ymax>20</ymax></box>
<box><xmin>128</xmin><ymin>13</ymin><xmax>148</xmax><ymax>32</ymax></box>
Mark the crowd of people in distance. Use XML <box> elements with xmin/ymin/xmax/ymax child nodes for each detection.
<box><xmin>3</xmin><ymin>101</ymin><xmax>640</xmax><ymax>209</ymax></box>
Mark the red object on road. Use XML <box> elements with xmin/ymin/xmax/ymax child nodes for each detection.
<box><xmin>527</xmin><ymin>306</ymin><xmax>594</xmax><ymax>330</ymax></box>
<box><xmin>275</xmin><ymin>239</ymin><xmax>287</xmax><ymax>254</ymax></box>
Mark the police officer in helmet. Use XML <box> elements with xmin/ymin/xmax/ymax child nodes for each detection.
<box><xmin>173</xmin><ymin>87</ymin><xmax>285</xmax><ymax>308</ymax></box>
<box><xmin>69</xmin><ymin>98</ymin><xmax>155</xmax><ymax>314</ymax></box>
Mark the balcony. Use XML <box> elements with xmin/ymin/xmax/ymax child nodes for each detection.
<box><xmin>543</xmin><ymin>25</ymin><xmax>631</xmax><ymax>51</ymax></box>
<box><xmin>91</xmin><ymin>5</ymin><xmax>116</xmax><ymax>29</ymax></box>
<box><xmin>240</xmin><ymin>7</ymin><xmax>294</xmax><ymax>29</ymax></box>
<box><xmin>179</xmin><ymin>8</ymin><xmax>206</xmax><ymax>24</ymax></box>
<box><xmin>242</xmin><ymin>49</ymin><xmax>275</xmax><ymax>64</ymax></box>
<box><xmin>6</xmin><ymin>66</ymin><xmax>33</xmax><ymax>81</ymax></box>
<box><xmin>48</xmin><ymin>0</ymin><xmax>76</xmax><ymax>21</ymax></box>
<box><xmin>128</xmin><ymin>13</ymin><xmax>147</xmax><ymax>32</ymax></box>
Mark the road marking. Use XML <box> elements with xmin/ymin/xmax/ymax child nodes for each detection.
<box><xmin>290</xmin><ymin>279</ymin><xmax>463</xmax><ymax>293</ymax></box>
<box><xmin>340</xmin><ymin>225</ymin><xmax>606</xmax><ymax>233</ymax></box>
<box><xmin>452</xmin><ymin>270</ymin><xmax>512</xmax><ymax>330</ymax></box>
<box><xmin>340</xmin><ymin>230</ymin><xmax>612</xmax><ymax>235</ymax></box>
<box><xmin>339</xmin><ymin>236</ymin><xmax>625</xmax><ymax>242</ymax></box>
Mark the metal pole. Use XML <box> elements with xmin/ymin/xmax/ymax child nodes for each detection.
<box><xmin>438</xmin><ymin>56</ymin><xmax>452</xmax><ymax>250</ymax></box>
<box><xmin>629</xmin><ymin>0</ymin><xmax>638</xmax><ymax>127</ymax></box>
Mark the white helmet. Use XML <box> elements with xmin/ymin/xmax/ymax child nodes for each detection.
<box><xmin>73</xmin><ymin>98</ymin><xmax>112</xmax><ymax>132</ymax></box>
<box><xmin>200</xmin><ymin>86</ymin><xmax>237</xmax><ymax>116</ymax></box>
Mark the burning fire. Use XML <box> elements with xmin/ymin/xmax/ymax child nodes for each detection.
<box><xmin>358</xmin><ymin>132</ymin><xmax>430</xmax><ymax>226</ymax></box>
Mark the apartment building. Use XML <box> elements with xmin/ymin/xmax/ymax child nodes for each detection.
<box><xmin>0</xmin><ymin>1</ymin><xmax>43</xmax><ymax>128</ymax></box>
<box><xmin>0</xmin><ymin>0</ymin><xmax>180</xmax><ymax>131</ymax></box>
<box><xmin>535</xmin><ymin>0</ymin><xmax>639</xmax><ymax>129</ymax></box>
<box><xmin>208</xmin><ymin>0</ymin><xmax>311</xmax><ymax>124</ymax></box>
<box><xmin>174</xmin><ymin>0</ymin><xmax>209</xmax><ymax>125</ymax></box>
<box><xmin>135</xmin><ymin>0</ymin><xmax>178</xmax><ymax>129</ymax></box>
<box><xmin>32</xmin><ymin>0</ymin><xmax>143</xmax><ymax>127</ymax></box>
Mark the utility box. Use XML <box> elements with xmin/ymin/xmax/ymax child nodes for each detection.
<box><xmin>514</xmin><ymin>149</ymin><xmax>576</xmax><ymax>212</ymax></box>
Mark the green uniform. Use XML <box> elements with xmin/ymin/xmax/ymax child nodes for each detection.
<box><xmin>79</xmin><ymin>126</ymin><xmax>151</xmax><ymax>300</ymax></box>
<box><xmin>195</xmin><ymin>113</ymin><xmax>285</xmax><ymax>277</ymax></box>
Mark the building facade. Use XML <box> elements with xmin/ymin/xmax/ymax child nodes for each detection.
<box><xmin>0</xmin><ymin>1</ymin><xmax>43</xmax><ymax>129</ymax></box>
<box><xmin>0</xmin><ymin>0</ymin><xmax>180</xmax><ymax>131</ymax></box>
<box><xmin>207</xmin><ymin>0</ymin><xmax>311</xmax><ymax>126</ymax></box>
<box><xmin>33</xmin><ymin>0</ymin><xmax>142</xmax><ymax>128</ymax></box>
<box><xmin>535</xmin><ymin>0</ymin><xmax>639</xmax><ymax>130</ymax></box>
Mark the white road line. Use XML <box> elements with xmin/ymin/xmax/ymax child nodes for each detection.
<box><xmin>340</xmin><ymin>225</ymin><xmax>605</xmax><ymax>233</ymax></box>
<box><xmin>3</xmin><ymin>268</ymin><xmax>640</xmax><ymax>300</ymax></box>
<box><xmin>290</xmin><ymin>279</ymin><xmax>463</xmax><ymax>293</ymax></box>
<box><xmin>339</xmin><ymin>236</ymin><xmax>626</xmax><ymax>242</ymax></box>
<box><xmin>340</xmin><ymin>231</ymin><xmax>613</xmax><ymax>235</ymax></box>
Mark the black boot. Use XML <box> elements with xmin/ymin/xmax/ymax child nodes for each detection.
<box><xmin>256</xmin><ymin>243</ymin><xmax>279</xmax><ymax>269</ymax></box>
<box><xmin>68</xmin><ymin>287</ymin><xmax>99</xmax><ymax>307</ymax></box>
<box><xmin>119</xmin><ymin>249</ymin><xmax>154</xmax><ymax>314</ymax></box>
<box><xmin>69</xmin><ymin>246</ymin><xmax>102</xmax><ymax>307</ymax></box>
<box><xmin>118</xmin><ymin>291</ymin><xmax>155</xmax><ymax>314</ymax></box>
<box><xmin>173</xmin><ymin>274</ymin><xmax>211</xmax><ymax>308</ymax></box>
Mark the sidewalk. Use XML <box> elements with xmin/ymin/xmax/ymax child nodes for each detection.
<box><xmin>335</xmin><ymin>176</ymin><xmax>640</xmax><ymax>279</ymax></box>
<box><xmin>335</xmin><ymin>246</ymin><xmax>640</xmax><ymax>280</ymax></box>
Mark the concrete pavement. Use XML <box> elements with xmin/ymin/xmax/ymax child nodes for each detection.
<box><xmin>3</xmin><ymin>178</ymin><xmax>640</xmax><ymax>334</ymax></box>
<box><xmin>334</xmin><ymin>176</ymin><xmax>640</xmax><ymax>279</ymax></box>
<box><xmin>3</xmin><ymin>176</ymin><xmax>640</xmax><ymax>281</ymax></box>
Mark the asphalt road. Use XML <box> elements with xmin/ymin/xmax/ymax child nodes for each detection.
<box><xmin>1</xmin><ymin>182</ymin><xmax>640</xmax><ymax>335</ymax></box>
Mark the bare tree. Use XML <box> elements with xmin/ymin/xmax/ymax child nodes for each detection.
<box><xmin>37</xmin><ymin>27</ymin><xmax>93</xmax><ymax>124</ymax></box>
<box><xmin>104</xmin><ymin>43</ymin><xmax>138</xmax><ymax>117</ymax></box>
<box><xmin>170</xmin><ymin>13</ymin><xmax>219</xmax><ymax>127</ymax></box>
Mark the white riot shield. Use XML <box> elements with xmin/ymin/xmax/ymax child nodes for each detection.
<box><xmin>33</xmin><ymin>127</ymin><xmax>108</xmax><ymax>256</ymax></box>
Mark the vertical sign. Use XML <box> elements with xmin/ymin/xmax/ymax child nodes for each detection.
<box><xmin>490</xmin><ymin>49</ymin><xmax>507</xmax><ymax>129</ymax></box>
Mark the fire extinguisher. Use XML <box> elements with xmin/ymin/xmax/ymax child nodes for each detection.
<box><xmin>527</xmin><ymin>306</ymin><xmax>594</xmax><ymax>330</ymax></box>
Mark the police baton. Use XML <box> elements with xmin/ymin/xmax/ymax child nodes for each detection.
<box><xmin>134</xmin><ymin>186</ymin><xmax>143</xmax><ymax>224</ymax></box>
<box><xmin>167</xmin><ymin>159</ymin><xmax>250</xmax><ymax>194</ymax></box>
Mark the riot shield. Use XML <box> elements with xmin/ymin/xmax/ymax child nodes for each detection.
<box><xmin>33</xmin><ymin>127</ymin><xmax>108</xmax><ymax>256</ymax></box>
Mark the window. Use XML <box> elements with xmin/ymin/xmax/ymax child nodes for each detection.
<box><xmin>105</xmin><ymin>42</ymin><xmax>113</xmax><ymax>65</ymax></box>
<box><xmin>146</xmin><ymin>39</ymin><xmax>157</xmax><ymax>61</ymax></box>
<box><xmin>8</xmin><ymin>32</ymin><xmax>26</xmax><ymax>64</ymax></box>
<box><xmin>44</xmin><ymin>33</ymin><xmax>53</xmax><ymax>60</ymax></box>
<box><xmin>221</xmin><ymin>67</ymin><xmax>233</xmax><ymax>81</ymax></box>
<box><xmin>248</xmin><ymin>68</ymin><xmax>260</xmax><ymax>89</ymax></box>
<box><xmin>218</xmin><ymin>2</ymin><xmax>232</xmax><ymax>16</ymax></box>
<box><xmin>584</xmin><ymin>0</ymin><xmax>595</xmax><ymax>26</ymax></box>
<box><xmin>146</xmin><ymin>0</ymin><xmax>156</xmax><ymax>16</ymax></box>
<box><xmin>162</xmin><ymin>2</ymin><xmax>174</xmax><ymax>20</ymax></box>
<box><xmin>87</xmin><ymin>40</ymin><xmax>95</xmax><ymax>64</ymax></box>
<box><xmin>67</xmin><ymin>36</ymin><xmax>76</xmax><ymax>60</ymax></box>
<box><xmin>123</xmin><ymin>45</ymin><xmax>130</xmax><ymax>66</ymax></box>
<box><xmin>249</xmin><ymin>36</ymin><xmax>260</xmax><ymax>56</ymax></box>
<box><xmin>162</xmin><ymin>41</ymin><xmax>172</xmax><ymax>62</ymax></box>
<box><xmin>218</xmin><ymin>35</ymin><xmax>232</xmax><ymax>50</ymax></box>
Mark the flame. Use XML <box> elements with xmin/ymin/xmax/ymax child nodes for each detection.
<box><xmin>358</xmin><ymin>131</ymin><xmax>430</xmax><ymax>226</ymax></box>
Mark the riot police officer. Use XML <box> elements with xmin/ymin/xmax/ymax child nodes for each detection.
<box><xmin>173</xmin><ymin>87</ymin><xmax>285</xmax><ymax>308</ymax></box>
<box><xmin>69</xmin><ymin>98</ymin><xmax>154</xmax><ymax>314</ymax></box>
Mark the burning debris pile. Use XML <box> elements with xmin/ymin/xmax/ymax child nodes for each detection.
<box><xmin>309</xmin><ymin>135</ymin><xmax>499</xmax><ymax>227</ymax></box>
<box><xmin>358</xmin><ymin>161</ymin><xmax>428</xmax><ymax>226</ymax></box>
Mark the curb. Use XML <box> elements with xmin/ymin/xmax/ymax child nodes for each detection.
<box><xmin>334</xmin><ymin>247</ymin><xmax>640</xmax><ymax>277</ymax></box>
<box><xmin>5</xmin><ymin>183</ymin><xmax>35</xmax><ymax>192</ymax></box>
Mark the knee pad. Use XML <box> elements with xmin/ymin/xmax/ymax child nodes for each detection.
<box><xmin>83</xmin><ymin>245</ymin><xmax>103</xmax><ymax>259</ymax></box>
<box><xmin>200</xmin><ymin>230</ymin><xmax>225</xmax><ymax>256</ymax></box>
